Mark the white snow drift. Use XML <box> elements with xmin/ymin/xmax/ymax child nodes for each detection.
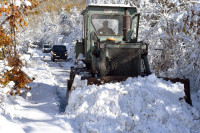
<box><xmin>66</xmin><ymin>74</ymin><xmax>199</xmax><ymax>133</ymax></box>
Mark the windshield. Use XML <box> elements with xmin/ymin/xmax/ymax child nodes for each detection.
<box><xmin>44</xmin><ymin>45</ymin><xmax>50</xmax><ymax>48</ymax></box>
<box><xmin>92</xmin><ymin>15</ymin><xmax>123</xmax><ymax>36</ymax></box>
<box><xmin>52</xmin><ymin>46</ymin><xmax>66</xmax><ymax>52</ymax></box>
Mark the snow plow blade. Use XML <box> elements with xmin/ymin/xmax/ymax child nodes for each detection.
<box><xmin>86</xmin><ymin>76</ymin><xmax>129</xmax><ymax>85</ymax></box>
<box><xmin>66</xmin><ymin>76</ymin><xmax>129</xmax><ymax>104</ymax></box>
<box><xmin>159</xmin><ymin>77</ymin><xmax>192</xmax><ymax>105</ymax></box>
<box><xmin>67</xmin><ymin>76</ymin><xmax>192</xmax><ymax>105</ymax></box>
<box><xmin>87</xmin><ymin>76</ymin><xmax>192</xmax><ymax>105</ymax></box>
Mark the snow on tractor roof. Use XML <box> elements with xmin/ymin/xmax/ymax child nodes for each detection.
<box><xmin>87</xmin><ymin>4</ymin><xmax>134</xmax><ymax>8</ymax></box>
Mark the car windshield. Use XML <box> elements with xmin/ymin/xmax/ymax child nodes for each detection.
<box><xmin>52</xmin><ymin>46</ymin><xmax>66</xmax><ymax>52</ymax></box>
<box><xmin>92</xmin><ymin>15</ymin><xmax>123</xmax><ymax>36</ymax></box>
<box><xmin>44</xmin><ymin>45</ymin><xmax>50</xmax><ymax>48</ymax></box>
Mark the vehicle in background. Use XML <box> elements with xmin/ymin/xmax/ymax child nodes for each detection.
<box><xmin>42</xmin><ymin>44</ymin><xmax>51</xmax><ymax>53</ymax></box>
<box><xmin>51</xmin><ymin>45</ymin><xmax>67</xmax><ymax>62</ymax></box>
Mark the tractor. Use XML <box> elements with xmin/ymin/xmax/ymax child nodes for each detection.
<box><xmin>67</xmin><ymin>5</ymin><xmax>192</xmax><ymax>105</ymax></box>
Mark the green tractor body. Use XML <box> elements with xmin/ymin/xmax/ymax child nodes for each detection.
<box><xmin>75</xmin><ymin>5</ymin><xmax>150</xmax><ymax>77</ymax></box>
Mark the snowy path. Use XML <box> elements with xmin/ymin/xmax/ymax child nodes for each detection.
<box><xmin>1</xmin><ymin>48</ymin><xmax>200</xmax><ymax>133</ymax></box>
<box><xmin>2</xmin><ymin>48</ymin><xmax>74</xmax><ymax>133</ymax></box>
<box><xmin>46</xmin><ymin>58</ymin><xmax>72</xmax><ymax>112</ymax></box>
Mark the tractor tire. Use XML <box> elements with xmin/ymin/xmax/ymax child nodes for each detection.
<box><xmin>51</xmin><ymin>57</ymin><xmax>55</xmax><ymax>62</ymax></box>
<box><xmin>66</xmin><ymin>79</ymin><xmax>73</xmax><ymax>105</ymax></box>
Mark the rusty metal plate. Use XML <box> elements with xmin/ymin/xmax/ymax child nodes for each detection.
<box><xmin>87</xmin><ymin>76</ymin><xmax>130</xmax><ymax>85</ymax></box>
<box><xmin>159</xmin><ymin>77</ymin><xmax>192</xmax><ymax>105</ymax></box>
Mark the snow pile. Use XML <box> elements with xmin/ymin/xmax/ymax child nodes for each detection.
<box><xmin>66</xmin><ymin>74</ymin><xmax>200</xmax><ymax>133</ymax></box>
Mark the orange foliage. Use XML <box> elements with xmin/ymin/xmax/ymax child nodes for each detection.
<box><xmin>0</xmin><ymin>0</ymin><xmax>44</xmax><ymax>95</ymax></box>
<box><xmin>0</xmin><ymin>28</ymin><xmax>11</xmax><ymax>47</ymax></box>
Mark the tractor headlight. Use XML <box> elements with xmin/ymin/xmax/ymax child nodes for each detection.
<box><xmin>142</xmin><ymin>43</ymin><xmax>147</xmax><ymax>50</ymax></box>
<box><xmin>99</xmin><ymin>43</ymin><xmax>106</xmax><ymax>49</ymax></box>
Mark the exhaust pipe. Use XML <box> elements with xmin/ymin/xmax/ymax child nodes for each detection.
<box><xmin>123</xmin><ymin>8</ymin><xmax>130</xmax><ymax>41</ymax></box>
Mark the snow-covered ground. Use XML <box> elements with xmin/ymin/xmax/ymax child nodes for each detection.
<box><xmin>0</xmin><ymin>48</ymin><xmax>75</xmax><ymax>132</ymax></box>
<box><xmin>0</xmin><ymin>0</ymin><xmax>200</xmax><ymax>133</ymax></box>
<box><xmin>0</xmin><ymin>47</ymin><xmax>199</xmax><ymax>133</ymax></box>
<box><xmin>66</xmin><ymin>75</ymin><xmax>200</xmax><ymax>133</ymax></box>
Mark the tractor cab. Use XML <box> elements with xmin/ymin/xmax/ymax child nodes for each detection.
<box><xmin>81</xmin><ymin>5</ymin><xmax>140</xmax><ymax>44</ymax></box>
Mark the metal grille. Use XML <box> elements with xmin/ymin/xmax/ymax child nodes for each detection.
<box><xmin>107</xmin><ymin>48</ymin><xmax>140</xmax><ymax>76</ymax></box>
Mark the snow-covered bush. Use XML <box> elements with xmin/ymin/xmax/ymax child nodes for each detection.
<box><xmin>136</xmin><ymin>0</ymin><xmax>200</xmax><ymax>91</ymax></box>
<box><xmin>61</xmin><ymin>7</ymin><xmax>82</xmax><ymax>60</ymax></box>
<box><xmin>87</xmin><ymin>0</ymin><xmax>132</xmax><ymax>5</ymax></box>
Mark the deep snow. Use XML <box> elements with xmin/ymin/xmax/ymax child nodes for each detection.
<box><xmin>66</xmin><ymin>75</ymin><xmax>200</xmax><ymax>133</ymax></box>
<box><xmin>0</xmin><ymin>0</ymin><xmax>200</xmax><ymax>133</ymax></box>
<box><xmin>0</xmin><ymin>47</ymin><xmax>200</xmax><ymax>133</ymax></box>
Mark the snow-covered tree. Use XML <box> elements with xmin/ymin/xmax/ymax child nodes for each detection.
<box><xmin>133</xmin><ymin>0</ymin><xmax>200</xmax><ymax>91</ymax></box>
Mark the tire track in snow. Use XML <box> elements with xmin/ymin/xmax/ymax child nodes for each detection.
<box><xmin>40</xmin><ymin>51</ymin><xmax>73</xmax><ymax>112</ymax></box>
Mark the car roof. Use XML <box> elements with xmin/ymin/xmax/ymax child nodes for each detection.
<box><xmin>52</xmin><ymin>45</ymin><xmax>66</xmax><ymax>47</ymax></box>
